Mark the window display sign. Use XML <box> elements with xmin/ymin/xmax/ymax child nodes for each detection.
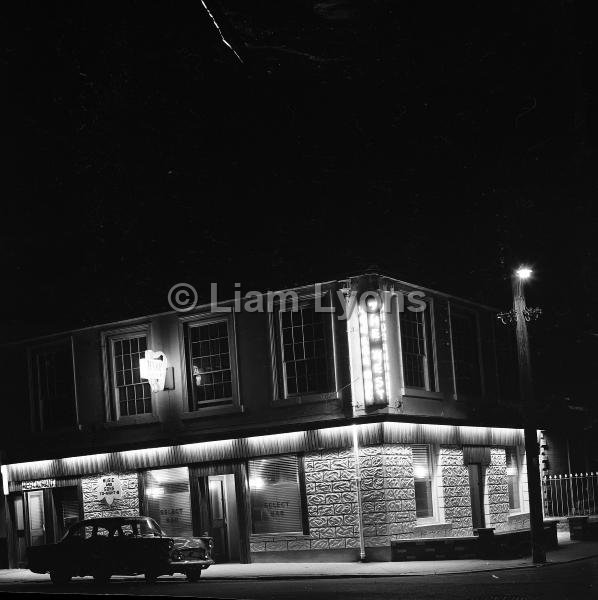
<box><xmin>145</xmin><ymin>466</ymin><xmax>193</xmax><ymax>538</ymax></box>
<box><xmin>248</xmin><ymin>456</ymin><xmax>303</xmax><ymax>534</ymax></box>
<box><xmin>96</xmin><ymin>475</ymin><xmax>123</xmax><ymax>506</ymax></box>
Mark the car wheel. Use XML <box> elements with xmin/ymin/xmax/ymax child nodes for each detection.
<box><xmin>49</xmin><ymin>571</ymin><xmax>72</xmax><ymax>585</ymax></box>
<box><xmin>92</xmin><ymin>569</ymin><xmax>111</xmax><ymax>584</ymax></box>
<box><xmin>145</xmin><ymin>571</ymin><xmax>159</xmax><ymax>584</ymax></box>
<box><xmin>186</xmin><ymin>567</ymin><xmax>202</xmax><ymax>582</ymax></box>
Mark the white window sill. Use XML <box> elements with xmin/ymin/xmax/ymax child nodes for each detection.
<box><xmin>403</xmin><ymin>388</ymin><xmax>444</xmax><ymax>400</ymax></box>
<box><xmin>250</xmin><ymin>533</ymin><xmax>309</xmax><ymax>541</ymax></box>
<box><xmin>104</xmin><ymin>414</ymin><xmax>159</xmax><ymax>428</ymax></box>
<box><xmin>181</xmin><ymin>405</ymin><xmax>244</xmax><ymax>419</ymax></box>
<box><xmin>508</xmin><ymin>511</ymin><xmax>529</xmax><ymax>519</ymax></box>
<box><xmin>270</xmin><ymin>392</ymin><xmax>341</xmax><ymax>407</ymax></box>
<box><xmin>414</xmin><ymin>521</ymin><xmax>451</xmax><ymax>531</ymax></box>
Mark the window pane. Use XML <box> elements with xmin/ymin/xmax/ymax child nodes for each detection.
<box><xmin>31</xmin><ymin>343</ymin><xmax>77</xmax><ymax>431</ymax></box>
<box><xmin>188</xmin><ymin>320</ymin><xmax>233</xmax><ymax>410</ymax></box>
<box><xmin>414</xmin><ymin>480</ymin><xmax>433</xmax><ymax>519</ymax></box>
<box><xmin>112</xmin><ymin>334</ymin><xmax>152</xmax><ymax>418</ymax></box>
<box><xmin>506</xmin><ymin>448</ymin><xmax>520</xmax><ymax>510</ymax></box>
<box><xmin>400</xmin><ymin>308</ymin><xmax>428</xmax><ymax>389</ymax></box>
<box><xmin>248</xmin><ymin>456</ymin><xmax>304</xmax><ymax>534</ymax></box>
<box><xmin>413</xmin><ymin>445</ymin><xmax>434</xmax><ymax>519</ymax></box>
<box><xmin>451</xmin><ymin>311</ymin><xmax>481</xmax><ymax>396</ymax></box>
<box><xmin>280</xmin><ymin>304</ymin><xmax>330</xmax><ymax>396</ymax></box>
<box><xmin>145</xmin><ymin>467</ymin><xmax>193</xmax><ymax>538</ymax></box>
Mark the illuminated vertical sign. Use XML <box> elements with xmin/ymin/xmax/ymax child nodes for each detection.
<box><xmin>358</xmin><ymin>296</ymin><xmax>389</xmax><ymax>405</ymax></box>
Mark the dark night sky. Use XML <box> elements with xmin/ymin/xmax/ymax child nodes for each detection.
<box><xmin>3</xmin><ymin>1</ymin><xmax>597</xmax><ymax>403</ymax></box>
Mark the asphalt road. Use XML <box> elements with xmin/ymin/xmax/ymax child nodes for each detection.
<box><xmin>0</xmin><ymin>558</ymin><xmax>596</xmax><ymax>600</ymax></box>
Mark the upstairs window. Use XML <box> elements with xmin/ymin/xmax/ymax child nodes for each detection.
<box><xmin>413</xmin><ymin>445</ymin><xmax>435</xmax><ymax>520</ymax></box>
<box><xmin>29</xmin><ymin>340</ymin><xmax>77</xmax><ymax>431</ymax></box>
<box><xmin>400</xmin><ymin>303</ymin><xmax>436</xmax><ymax>390</ymax></box>
<box><xmin>184</xmin><ymin>315</ymin><xmax>239</xmax><ymax>411</ymax></box>
<box><xmin>451</xmin><ymin>308</ymin><xmax>482</xmax><ymax>397</ymax></box>
<box><xmin>277</xmin><ymin>301</ymin><xmax>334</xmax><ymax>398</ymax></box>
<box><xmin>104</xmin><ymin>326</ymin><xmax>153</xmax><ymax>420</ymax></box>
<box><xmin>506</xmin><ymin>447</ymin><xmax>521</xmax><ymax>511</ymax></box>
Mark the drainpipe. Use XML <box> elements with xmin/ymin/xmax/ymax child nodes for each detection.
<box><xmin>352</xmin><ymin>424</ymin><xmax>367</xmax><ymax>561</ymax></box>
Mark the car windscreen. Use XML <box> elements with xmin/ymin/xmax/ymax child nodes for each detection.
<box><xmin>131</xmin><ymin>518</ymin><xmax>164</xmax><ymax>537</ymax></box>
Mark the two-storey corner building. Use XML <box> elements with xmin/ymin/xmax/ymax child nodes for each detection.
<box><xmin>0</xmin><ymin>273</ymin><xmax>532</xmax><ymax>566</ymax></box>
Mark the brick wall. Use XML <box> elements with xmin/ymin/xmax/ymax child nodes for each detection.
<box><xmin>81</xmin><ymin>472</ymin><xmax>140</xmax><ymax>519</ymax></box>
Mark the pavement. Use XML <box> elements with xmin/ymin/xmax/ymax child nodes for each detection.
<box><xmin>1</xmin><ymin>531</ymin><xmax>597</xmax><ymax>583</ymax></box>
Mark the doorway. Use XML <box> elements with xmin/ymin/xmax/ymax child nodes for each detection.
<box><xmin>10</xmin><ymin>496</ymin><xmax>27</xmax><ymax>567</ymax></box>
<box><xmin>26</xmin><ymin>490</ymin><xmax>46</xmax><ymax>546</ymax></box>
<box><xmin>206</xmin><ymin>474</ymin><xmax>239</xmax><ymax>563</ymax></box>
<box><xmin>468</xmin><ymin>464</ymin><xmax>486</xmax><ymax>530</ymax></box>
<box><xmin>51</xmin><ymin>486</ymin><xmax>81</xmax><ymax>540</ymax></box>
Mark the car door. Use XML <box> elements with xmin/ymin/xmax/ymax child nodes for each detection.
<box><xmin>83</xmin><ymin>524</ymin><xmax>113</xmax><ymax>574</ymax></box>
<box><xmin>58</xmin><ymin>523</ymin><xmax>88</xmax><ymax>572</ymax></box>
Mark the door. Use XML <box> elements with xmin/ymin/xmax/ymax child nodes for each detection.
<box><xmin>12</xmin><ymin>496</ymin><xmax>27</xmax><ymax>567</ymax></box>
<box><xmin>208</xmin><ymin>476</ymin><xmax>228</xmax><ymax>563</ymax></box>
<box><xmin>468</xmin><ymin>464</ymin><xmax>485</xmax><ymax>530</ymax></box>
<box><xmin>27</xmin><ymin>491</ymin><xmax>46</xmax><ymax>546</ymax></box>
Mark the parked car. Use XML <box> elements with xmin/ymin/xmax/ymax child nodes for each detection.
<box><xmin>26</xmin><ymin>516</ymin><xmax>214</xmax><ymax>584</ymax></box>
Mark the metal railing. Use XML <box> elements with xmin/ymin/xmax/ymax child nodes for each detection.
<box><xmin>542</xmin><ymin>472</ymin><xmax>598</xmax><ymax>517</ymax></box>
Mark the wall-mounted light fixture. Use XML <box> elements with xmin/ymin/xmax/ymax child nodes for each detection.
<box><xmin>140</xmin><ymin>350</ymin><xmax>174</xmax><ymax>392</ymax></box>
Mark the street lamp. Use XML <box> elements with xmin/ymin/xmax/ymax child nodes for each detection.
<box><xmin>509</xmin><ymin>266</ymin><xmax>546</xmax><ymax>563</ymax></box>
<box><xmin>515</xmin><ymin>266</ymin><xmax>533</xmax><ymax>281</ymax></box>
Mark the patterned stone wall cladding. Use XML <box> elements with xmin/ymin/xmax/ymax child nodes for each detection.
<box><xmin>250</xmin><ymin>444</ymin><xmax>524</xmax><ymax>553</ymax></box>
<box><xmin>438</xmin><ymin>446</ymin><xmax>474</xmax><ymax>537</ymax></box>
<box><xmin>485</xmin><ymin>447</ymin><xmax>510</xmax><ymax>531</ymax></box>
<box><xmin>81</xmin><ymin>472</ymin><xmax>140</xmax><ymax>519</ymax></box>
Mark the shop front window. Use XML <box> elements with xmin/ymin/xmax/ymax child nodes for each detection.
<box><xmin>248</xmin><ymin>455</ymin><xmax>305</xmax><ymax>534</ymax></box>
<box><xmin>145</xmin><ymin>467</ymin><xmax>193</xmax><ymax>538</ymax></box>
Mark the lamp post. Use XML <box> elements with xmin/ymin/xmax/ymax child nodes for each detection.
<box><xmin>511</xmin><ymin>266</ymin><xmax>546</xmax><ymax>564</ymax></box>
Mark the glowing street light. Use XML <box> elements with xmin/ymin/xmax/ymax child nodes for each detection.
<box><xmin>515</xmin><ymin>266</ymin><xmax>533</xmax><ymax>280</ymax></box>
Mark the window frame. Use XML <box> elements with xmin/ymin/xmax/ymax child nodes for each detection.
<box><xmin>449</xmin><ymin>304</ymin><xmax>485</xmax><ymax>400</ymax></box>
<box><xmin>28</xmin><ymin>337</ymin><xmax>79</xmax><ymax>433</ymax></box>
<box><xmin>398</xmin><ymin>295</ymin><xmax>438</xmax><ymax>395</ymax></box>
<box><xmin>101</xmin><ymin>323</ymin><xmax>155</xmax><ymax>424</ymax></box>
<box><xmin>412</xmin><ymin>444</ymin><xmax>439</xmax><ymax>524</ymax></box>
<box><xmin>269</xmin><ymin>290</ymin><xmax>338</xmax><ymax>404</ymax></box>
<box><xmin>179</xmin><ymin>311</ymin><xmax>241</xmax><ymax>416</ymax></box>
<box><xmin>247</xmin><ymin>454</ymin><xmax>308</xmax><ymax>536</ymax></box>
